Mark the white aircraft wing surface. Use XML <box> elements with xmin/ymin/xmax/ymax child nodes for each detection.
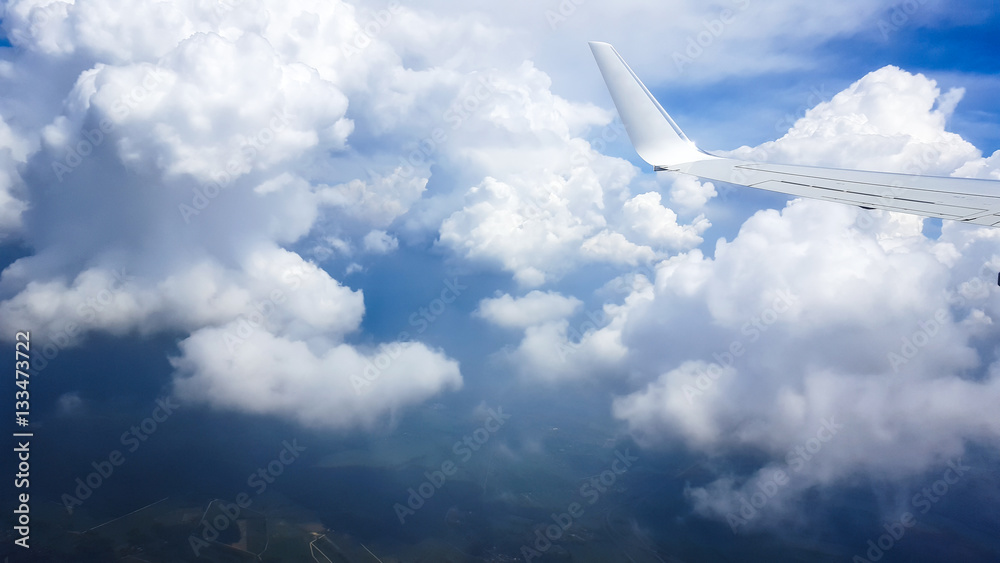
<box><xmin>589</xmin><ymin>41</ymin><xmax>1000</xmax><ymax>227</ymax></box>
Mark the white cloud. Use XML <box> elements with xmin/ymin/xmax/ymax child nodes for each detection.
<box><xmin>724</xmin><ymin>66</ymin><xmax>981</xmax><ymax>174</ymax></box>
<box><xmin>621</xmin><ymin>191</ymin><xmax>709</xmax><ymax>250</ymax></box>
<box><xmin>580</xmin><ymin>229</ymin><xmax>657</xmax><ymax>265</ymax></box>
<box><xmin>605</xmin><ymin>195</ymin><xmax>1000</xmax><ymax>525</ymax></box>
<box><xmin>434</xmin><ymin>70</ymin><xmax>710</xmax><ymax>285</ymax></box>
<box><xmin>407</xmin><ymin>0</ymin><xmax>918</xmax><ymax>90</ymax></box>
<box><xmin>316</xmin><ymin>167</ymin><xmax>428</xmax><ymax>228</ymax></box>
<box><xmin>439</xmin><ymin>171</ymin><xmax>611</xmax><ymax>287</ymax></box>
<box><xmin>361</xmin><ymin>229</ymin><xmax>398</xmax><ymax>254</ymax></box>
<box><xmin>172</xmin><ymin>327</ymin><xmax>462</xmax><ymax>429</ymax></box>
<box><xmin>0</xmin><ymin>0</ymin><xmax>997</xmax><ymax>518</ymax></box>
<box><xmin>955</xmin><ymin>148</ymin><xmax>1000</xmax><ymax>180</ymax></box>
<box><xmin>476</xmin><ymin>290</ymin><xmax>582</xmax><ymax>329</ymax></box>
<box><xmin>612</xmin><ymin>361</ymin><xmax>739</xmax><ymax>448</ymax></box>
<box><xmin>501</xmin><ymin>317</ymin><xmax>629</xmax><ymax>383</ymax></box>
<box><xmin>423</xmin><ymin>56</ymin><xmax>1000</xmax><ymax>525</ymax></box>
<box><xmin>56</xmin><ymin>391</ymin><xmax>86</xmax><ymax>417</ymax></box>
<box><xmin>668</xmin><ymin>174</ymin><xmax>717</xmax><ymax>213</ymax></box>
<box><xmin>0</xmin><ymin>0</ymin><xmax>477</xmax><ymax>429</ymax></box>
<box><xmin>0</xmin><ymin>127</ymin><xmax>28</xmax><ymax>239</ymax></box>
<box><xmin>482</xmin><ymin>286</ymin><xmax>642</xmax><ymax>383</ymax></box>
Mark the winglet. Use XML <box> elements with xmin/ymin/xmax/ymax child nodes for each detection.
<box><xmin>589</xmin><ymin>41</ymin><xmax>715</xmax><ymax>168</ymax></box>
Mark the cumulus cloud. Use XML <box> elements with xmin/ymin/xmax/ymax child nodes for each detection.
<box><xmin>0</xmin><ymin>116</ymin><xmax>30</xmax><ymax>239</ymax></box>
<box><xmin>172</xmin><ymin>328</ymin><xmax>462</xmax><ymax>429</ymax></box>
<box><xmin>955</xmin><ymin>147</ymin><xmax>1000</xmax><ymax>180</ymax></box>
<box><xmin>0</xmin><ymin>0</ymin><xmax>480</xmax><ymax>428</ymax></box>
<box><xmin>476</xmin><ymin>290</ymin><xmax>582</xmax><ymax>329</ymax></box>
<box><xmin>594</xmin><ymin>67</ymin><xmax>1000</xmax><ymax>527</ymax></box>
<box><xmin>606</xmin><ymin>196</ymin><xmax>1000</xmax><ymax>526</ymax></box>
<box><xmin>479</xmin><ymin>286</ymin><xmax>640</xmax><ymax>383</ymax></box>
<box><xmin>667</xmin><ymin>174</ymin><xmax>718</xmax><ymax>213</ymax></box>
<box><xmin>3</xmin><ymin>0</ymin><xmax>733</xmax><ymax>427</ymax></box>
<box><xmin>621</xmin><ymin>191</ymin><xmax>709</xmax><ymax>249</ymax></box>
<box><xmin>435</xmin><ymin>71</ymin><xmax>709</xmax><ymax>286</ymax></box>
<box><xmin>724</xmin><ymin>66</ymin><xmax>981</xmax><ymax>174</ymax></box>
<box><xmin>1</xmin><ymin>0</ymin><xmax>998</xmax><ymax>530</ymax></box>
<box><xmin>417</xmin><ymin>52</ymin><xmax>1000</xmax><ymax>527</ymax></box>
<box><xmin>434</xmin><ymin>62</ymin><xmax>652</xmax><ymax>286</ymax></box>
<box><xmin>439</xmin><ymin>172</ymin><xmax>609</xmax><ymax>287</ymax></box>
<box><xmin>316</xmin><ymin>168</ymin><xmax>429</xmax><ymax>228</ymax></box>
<box><xmin>362</xmin><ymin>229</ymin><xmax>398</xmax><ymax>254</ymax></box>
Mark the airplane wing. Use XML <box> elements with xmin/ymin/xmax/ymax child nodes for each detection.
<box><xmin>589</xmin><ymin>41</ymin><xmax>1000</xmax><ymax>227</ymax></box>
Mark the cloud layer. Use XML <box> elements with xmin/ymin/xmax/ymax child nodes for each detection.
<box><xmin>479</xmin><ymin>65</ymin><xmax>1000</xmax><ymax>526</ymax></box>
<box><xmin>0</xmin><ymin>0</ymin><xmax>483</xmax><ymax>428</ymax></box>
<box><xmin>1</xmin><ymin>0</ymin><xmax>998</xmax><ymax>530</ymax></box>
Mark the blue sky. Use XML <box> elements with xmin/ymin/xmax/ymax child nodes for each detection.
<box><xmin>2</xmin><ymin>0</ymin><xmax>1000</xmax><ymax>561</ymax></box>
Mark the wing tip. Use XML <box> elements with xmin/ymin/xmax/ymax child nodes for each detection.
<box><xmin>589</xmin><ymin>40</ymin><xmax>713</xmax><ymax>167</ymax></box>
